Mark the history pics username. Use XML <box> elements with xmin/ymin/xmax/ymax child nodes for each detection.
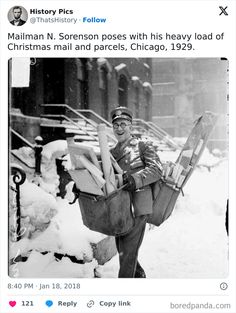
<box><xmin>29</xmin><ymin>8</ymin><xmax>107</xmax><ymax>23</ymax></box>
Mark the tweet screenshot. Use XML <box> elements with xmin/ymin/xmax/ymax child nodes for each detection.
<box><xmin>0</xmin><ymin>0</ymin><xmax>235</xmax><ymax>312</ymax></box>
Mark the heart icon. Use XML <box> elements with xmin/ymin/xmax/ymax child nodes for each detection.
<box><xmin>45</xmin><ymin>300</ymin><xmax>53</xmax><ymax>307</ymax></box>
<box><xmin>9</xmin><ymin>301</ymin><xmax>16</xmax><ymax>307</ymax></box>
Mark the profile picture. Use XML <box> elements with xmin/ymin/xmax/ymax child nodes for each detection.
<box><xmin>8</xmin><ymin>6</ymin><xmax>28</xmax><ymax>26</ymax></box>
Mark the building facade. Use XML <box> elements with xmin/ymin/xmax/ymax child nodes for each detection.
<box><xmin>152</xmin><ymin>58</ymin><xmax>228</xmax><ymax>150</ymax></box>
<box><xmin>10</xmin><ymin>57</ymin><xmax>228</xmax><ymax>150</ymax></box>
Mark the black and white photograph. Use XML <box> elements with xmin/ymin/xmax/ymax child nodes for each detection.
<box><xmin>8</xmin><ymin>6</ymin><xmax>28</xmax><ymax>26</ymax></box>
<box><xmin>9</xmin><ymin>57</ymin><xmax>228</xmax><ymax>278</ymax></box>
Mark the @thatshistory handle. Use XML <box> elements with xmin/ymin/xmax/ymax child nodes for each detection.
<box><xmin>29</xmin><ymin>9</ymin><xmax>73</xmax><ymax>15</ymax></box>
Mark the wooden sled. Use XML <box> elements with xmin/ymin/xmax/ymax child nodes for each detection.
<box><xmin>148</xmin><ymin>111</ymin><xmax>218</xmax><ymax>226</ymax></box>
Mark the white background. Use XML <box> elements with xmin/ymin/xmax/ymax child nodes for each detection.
<box><xmin>0</xmin><ymin>1</ymin><xmax>235</xmax><ymax>312</ymax></box>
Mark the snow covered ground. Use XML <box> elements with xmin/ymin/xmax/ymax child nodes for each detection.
<box><xmin>9</xmin><ymin>141</ymin><xmax>228</xmax><ymax>278</ymax></box>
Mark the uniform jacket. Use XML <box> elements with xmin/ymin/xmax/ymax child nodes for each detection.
<box><xmin>110</xmin><ymin>137</ymin><xmax>163</xmax><ymax>216</ymax></box>
<box><xmin>10</xmin><ymin>19</ymin><xmax>26</xmax><ymax>26</ymax></box>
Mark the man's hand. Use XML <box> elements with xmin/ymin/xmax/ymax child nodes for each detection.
<box><xmin>122</xmin><ymin>173</ymin><xmax>136</xmax><ymax>191</ymax></box>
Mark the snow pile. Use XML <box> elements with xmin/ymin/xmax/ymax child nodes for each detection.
<box><xmin>131</xmin><ymin>76</ymin><xmax>139</xmax><ymax>81</ymax></box>
<box><xmin>196</xmin><ymin>148</ymin><xmax>224</xmax><ymax>168</ymax></box>
<box><xmin>42</xmin><ymin>140</ymin><xmax>68</xmax><ymax>160</ymax></box>
<box><xmin>11</xmin><ymin>146</ymin><xmax>35</xmax><ymax>167</ymax></box>
<box><xmin>114</xmin><ymin>63</ymin><xmax>126</xmax><ymax>72</ymax></box>
<box><xmin>11</xmin><ymin>144</ymin><xmax>60</xmax><ymax>196</ymax></box>
<box><xmin>9</xmin><ymin>180</ymin><xmax>105</xmax><ymax>277</ymax></box>
<box><xmin>95</xmin><ymin>254</ymin><xmax>119</xmax><ymax>278</ymax></box>
<box><xmin>139</xmin><ymin>160</ymin><xmax>228</xmax><ymax>278</ymax></box>
<box><xmin>159</xmin><ymin>147</ymin><xmax>225</xmax><ymax>169</ymax></box>
<box><xmin>20</xmin><ymin>180</ymin><xmax>58</xmax><ymax>237</ymax></box>
<box><xmin>9</xmin><ymin>141</ymin><xmax>105</xmax><ymax>277</ymax></box>
<box><xmin>143</xmin><ymin>81</ymin><xmax>152</xmax><ymax>91</ymax></box>
<box><xmin>10</xmin><ymin>250</ymin><xmax>97</xmax><ymax>278</ymax></box>
<box><xmin>99</xmin><ymin>159</ymin><xmax>228</xmax><ymax>278</ymax></box>
<box><xmin>9</xmin><ymin>142</ymin><xmax>228</xmax><ymax>278</ymax></box>
<box><xmin>143</xmin><ymin>63</ymin><xmax>150</xmax><ymax>69</ymax></box>
<box><xmin>11</xmin><ymin>140</ymin><xmax>70</xmax><ymax>197</ymax></box>
<box><xmin>9</xmin><ymin>178</ymin><xmax>58</xmax><ymax>241</ymax></box>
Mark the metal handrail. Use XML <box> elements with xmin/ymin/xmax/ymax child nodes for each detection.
<box><xmin>10</xmin><ymin>128</ymin><xmax>44</xmax><ymax>174</ymax></box>
<box><xmin>77</xmin><ymin>109</ymin><xmax>112</xmax><ymax>128</ymax></box>
<box><xmin>40</xmin><ymin>104</ymin><xmax>179</xmax><ymax>149</ymax></box>
<box><xmin>10</xmin><ymin>128</ymin><xmax>36</xmax><ymax>169</ymax></box>
<box><xmin>133</xmin><ymin>118</ymin><xmax>179</xmax><ymax>150</ymax></box>
<box><xmin>41</xmin><ymin>104</ymin><xmax>117</xmax><ymax>143</ymax></box>
<box><xmin>147</xmin><ymin>121</ymin><xmax>181</xmax><ymax>149</ymax></box>
<box><xmin>41</xmin><ymin>114</ymin><xmax>98</xmax><ymax>141</ymax></box>
<box><xmin>134</xmin><ymin>118</ymin><xmax>169</xmax><ymax>137</ymax></box>
<box><xmin>10</xmin><ymin>165</ymin><xmax>27</xmax><ymax>242</ymax></box>
<box><xmin>10</xmin><ymin>151</ymin><xmax>35</xmax><ymax>169</ymax></box>
<box><xmin>10</xmin><ymin>128</ymin><xmax>34</xmax><ymax>149</ymax></box>
<box><xmin>41</xmin><ymin>104</ymin><xmax>95</xmax><ymax>125</ymax></box>
<box><xmin>147</xmin><ymin>121</ymin><xmax>172</xmax><ymax>137</ymax></box>
<box><xmin>133</xmin><ymin>118</ymin><xmax>167</xmax><ymax>139</ymax></box>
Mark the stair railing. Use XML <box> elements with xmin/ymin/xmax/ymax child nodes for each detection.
<box><xmin>40</xmin><ymin>114</ymin><xmax>98</xmax><ymax>141</ymax></box>
<box><xmin>10</xmin><ymin>165</ymin><xmax>26</xmax><ymax>242</ymax></box>
<box><xmin>10</xmin><ymin>128</ymin><xmax>43</xmax><ymax>174</ymax></box>
<box><xmin>133</xmin><ymin>118</ymin><xmax>179</xmax><ymax>150</ymax></box>
<box><xmin>41</xmin><ymin>104</ymin><xmax>117</xmax><ymax>143</ymax></box>
<box><xmin>77</xmin><ymin>109</ymin><xmax>112</xmax><ymax>128</ymax></box>
<box><xmin>147</xmin><ymin>121</ymin><xmax>181</xmax><ymax>149</ymax></box>
<box><xmin>10</xmin><ymin>128</ymin><xmax>34</xmax><ymax>149</ymax></box>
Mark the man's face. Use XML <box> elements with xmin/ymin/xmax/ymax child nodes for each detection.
<box><xmin>13</xmin><ymin>8</ymin><xmax>22</xmax><ymax>20</ymax></box>
<box><xmin>112</xmin><ymin>118</ymin><xmax>132</xmax><ymax>143</ymax></box>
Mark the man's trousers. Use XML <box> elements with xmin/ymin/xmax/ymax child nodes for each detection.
<box><xmin>115</xmin><ymin>215</ymin><xmax>148</xmax><ymax>278</ymax></box>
